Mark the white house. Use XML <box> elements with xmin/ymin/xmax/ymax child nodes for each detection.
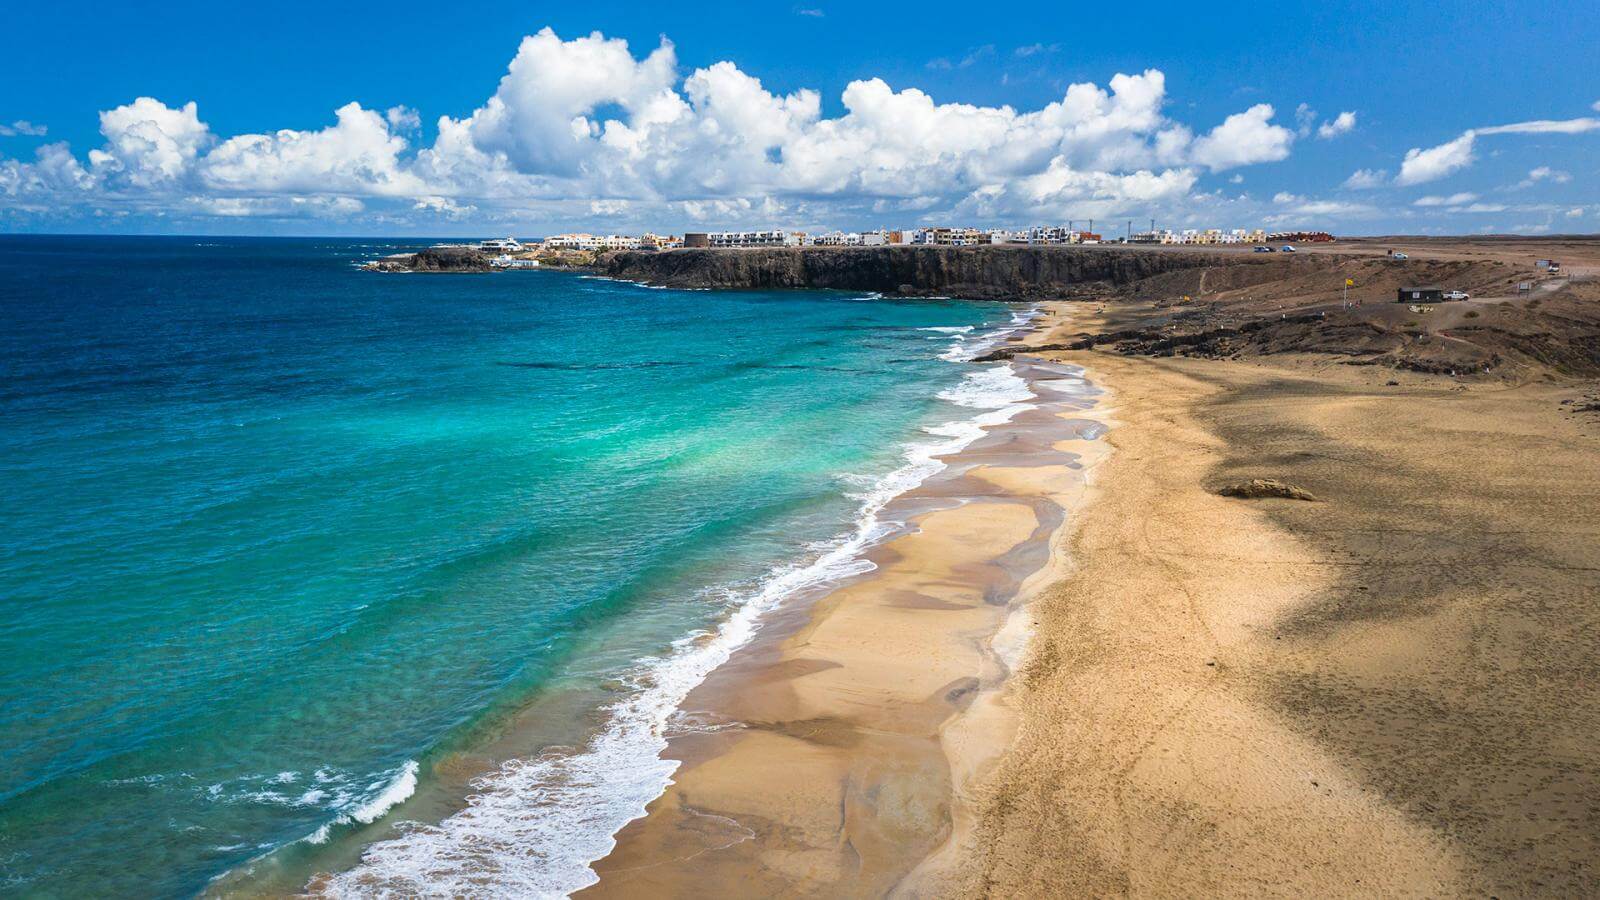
<box><xmin>480</xmin><ymin>237</ymin><xmax>523</xmax><ymax>252</ymax></box>
<box><xmin>707</xmin><ymin>230</ymin><xmax>798</xmax><ymax>248</ymax></box>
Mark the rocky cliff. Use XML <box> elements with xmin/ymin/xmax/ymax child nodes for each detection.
<box><xmin>596</xmin><ymin>245</ymin><xmax>1345</xmax><ymax>300</ymax></box>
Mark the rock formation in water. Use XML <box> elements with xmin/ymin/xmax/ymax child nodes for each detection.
<box><xmin>367</xmin><ymin>247</ymin><xmax>494</xmax><ymax>273</ymax></box>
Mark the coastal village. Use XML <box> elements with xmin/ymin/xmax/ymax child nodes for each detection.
<box><xmin>475</xmin><ymin>224</ymin><xmax>1333</xmax><ymax>253</ymax></box>
<box><xmin>436</xmin><ymin>224</ymin><xmax>1336</xmax><ymax>269</ymax></box>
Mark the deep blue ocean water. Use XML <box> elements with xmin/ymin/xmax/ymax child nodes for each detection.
<box><xmin>0</xmin><ymin>236</ymin><xmax>1021</xmax><ymax>896</ymax></box>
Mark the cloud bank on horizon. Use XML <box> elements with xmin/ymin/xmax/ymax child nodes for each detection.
<box><xmin>0</xmin><ymin>27</ymin><xmax>1593</xmax><ymax>234</ymax></box>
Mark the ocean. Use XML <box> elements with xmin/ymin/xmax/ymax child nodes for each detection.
<box><xmin>0</xmin><ymin>236</ymin><xmax>1034</xmax><ymax>896</ymax></box>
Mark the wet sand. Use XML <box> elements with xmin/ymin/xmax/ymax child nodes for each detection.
<box><xmin>952</xmin><ymin>339</ymin><xmax>1600</xmax><ymax>895</ymax></box>
<box><xmin>580</xmin><ymin>312</ymin><xmax>1111</xmax><ymax>897</ymax></box>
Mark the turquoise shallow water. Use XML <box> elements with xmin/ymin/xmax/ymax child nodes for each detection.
<box><xmin>0</xmin><ymin>236</ymin><xmax>1018</xmax><ymax>896</ymax></box>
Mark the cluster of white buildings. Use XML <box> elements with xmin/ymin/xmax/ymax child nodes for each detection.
<box><xmin>534</xmin><ymin>233</ymin><xmax>684</xmax><ymax>252</ymax></box>
<box><xmin>1127</xmin><ymin>228</ymin><xmax>1269</xmax><ymax>245</ymax></box>
<box><xmin>684</xmin><ymin>226</ymin><xmax>1105</xmax><ymax>249</ymax></box>
<box><xmin>472</xmin><ymin>224</ymin><xmax>1329</xmax><ymax>256</ymax></box>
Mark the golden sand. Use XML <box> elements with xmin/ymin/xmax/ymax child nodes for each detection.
<box><xmin>582</xmin><ymin>300</ymin><xmax>1600</xmax><ymax>897</ymax></box>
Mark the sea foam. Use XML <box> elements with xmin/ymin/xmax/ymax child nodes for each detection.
<box><xmin>318</xmin><ymin>308</ymin><xmax>1040</xmax><ymax>899</ymax></box>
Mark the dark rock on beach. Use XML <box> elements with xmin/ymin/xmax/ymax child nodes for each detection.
<box><xmin>1216</xmin><ymin>479</ymin><xmax>1320</xmax><ymax>501</ymax></box>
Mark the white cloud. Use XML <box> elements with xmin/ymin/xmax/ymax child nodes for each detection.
<box><xmin>1014</xmin><ymin>43</ymin><xmax>1059</xmax><ymax>58</ymax></box>
<box><xmin>795</xmin><ymin>8</ymin><xmax>824</xmax><ymax>17</ymax></box>
<box><xmin>1567</xmin><ymin>206</ymin><xmax>1586</xmax><ymax>218</ymax></box>
<box><xmin>201</xmin><ymin>103</ymin><xmax>426</xmax><ymax>195</ymax></box>
<box><xmin>1477</xmin><ymin>117</ymin><xmax>1600</xmax><ymax>135</ymax></box>
<box><xmin>0</xmin><ymin>27</ymin><xmax>1329</xmax><ymax>229</ymax></box>
<box><xmin>413</xmin><ymin>195</ymin><xmax>475</xmax><ymax>218</ymax></box>
<box><xmin>958</xmin><ymin>45</ymin><xmax>996</xmax><ymax>68</ymax></box>
<box><xmin>0</xmin><ymin>120</ymin><xmax>49</xmax><ymax>137</ymax></box>
<box><xmin>89</xmin><ymin>98</ymin><xmax>212</xmax><ymax>189</ymax></box>
<box><xmin>1317</xmin><ymin>111</ymin><xmax>1356</xmax><ymax>139</ymax></box>
<box><xmin>1415</xmin><ymin>192</ymin><xmax>1478</xmax><ymax>206</ymax></box>
<box><xmin>185</xmin><ymin>194</ymin><xmax>364</xmax><ymax>218</ymax></box>
<box><xmin>1396</xmin><ymin>131</ymin><xmax>1476</xmax><ymax>185</ymax></box>
<box><xmin>1188</xmin><ymin>104</ymin><xmax>1294</xmax><ymax>171</ymax></box>
<box><xmin>1395</xmin><ymin>114</ymin><xmax>1600</xmax><ymax>186</ymax></box>
<box><xmin>385</xmin><ymin>106</ymin><xmax>421</xmax><ymax>134</ymax></box>
<box><xmin>1292</xmin><ymin>200</ymin><xmax>1376</xmax><ymax>217</ymax></box>
<box><xmin>1514</xmin><ymin>165</ymin><xmax>1572</xmax><ymax>189</ymax></box>
<box><xmin>1294</xmin><ymin>103</ymin><xmax>1316</xmax><ymax>137</ymax></box>
<box><xmin>1342</xmin><ymin>168</ymin><xmax>1387</xmax><ymax>189</ymax></box>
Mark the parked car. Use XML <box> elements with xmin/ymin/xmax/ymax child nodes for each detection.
<box><xmin>1391</xmin><ymin>251</ymin><xmax>1409</xmax><ymax>260</ymax></box>
<box><xmin>1280</xmin><ymin>245</ymin><xmax>1296</xmax><ymax>252</ymax></box>
<box><xmin>1253</xmin><ymin>246</ymin><xmax>1275</xmax><ymax>252</ymax></box>
<box><xmin>1443</xmin><ymin>290</ymin><xmax>1470</xmax><ymax>300</ymax></box>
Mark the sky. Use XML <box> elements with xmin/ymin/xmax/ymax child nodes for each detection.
<box><xmin>1</xmin><ymin>0</ymin><xmax>1597</xmax><ymax>237</ymax></box>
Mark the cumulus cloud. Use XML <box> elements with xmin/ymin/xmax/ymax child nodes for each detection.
<box><xmin>1317</xmin><ymin>111</ymin><xmax>1356</xmax><ymax>139</ymax></box>
<box><xmin>201</xmin><ymin>102</ymin><xmax>426</xmax><ymax>195</ymax></box>
<box><xmin>1396</xmin><ymin>131</ymin><xmax>1476</xmax><ymax>185</ymax></box>
<box><xmin>1342</xmin><ymin>168</ymin><xmax>1387</xmax><ymax>189</ymax></box>
<box><xmin>89</xmin><ymin>98</ymin><xmax>212</xmax><ymax>189</ymax></box>
<box><xmin>1188</xmin><ymin>104</ymin><xmax>1294</xmax><ymax>171</ymax></box>
<box><xmin>1</xmin><ymin>26</ymin><xmax>1318</xmax><ymax>228</ymax></box>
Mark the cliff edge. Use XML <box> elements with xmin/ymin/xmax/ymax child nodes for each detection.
<box><xmin>596</xmin><ymin>245</ymin><xmax>1344</xmax><ymax>300</ymax></box>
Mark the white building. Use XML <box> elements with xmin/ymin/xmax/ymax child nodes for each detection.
<box><xmin>1028</xmin><ymin>226</ymin><xmax>1080</xmax><ymax>245</ymax></box>
<box><xmin>490</xmin><ymin>255</ymin><xmax>540</xmax><ymax>269</ymax></box>
<box><xmin>707</xmin><ymin>230</ymin><xmax>801</xmax><ymax>248</ymax></box>
<box><xmin>480</xmin><ymin>237</ymin><xmax>524</xmax><ymax>252</ymax></box>
<box><xmin>913</xmin><ymin>227</ymin><xmax>987</xmax><ymax>246</ymax></box>
<box><xmin>544</xmin><ymin>233</ymin><xmax>601</xmax><ymax>251</ymax></box>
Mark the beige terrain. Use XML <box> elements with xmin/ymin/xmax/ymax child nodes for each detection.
<box><xmin>951</xmin><ymin>331</ymin><xmax>1600</xmax><ymax>896</ymax></box>
<box><xmin>577</xmin><ymin>237</ymin><xmax>1600</xmax><ymax>897</ymax></box>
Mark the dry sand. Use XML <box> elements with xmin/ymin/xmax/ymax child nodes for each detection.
<box><xmin>951</xmin><ymin>337</ymin><xmax>1600</xmax><ymax>896</ymax></box>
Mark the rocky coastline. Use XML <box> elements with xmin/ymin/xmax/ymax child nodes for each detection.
<box><xmin>595</xmin><ymin>244</ymin><xmax>1322</xmax><ymax>300</ymax></box>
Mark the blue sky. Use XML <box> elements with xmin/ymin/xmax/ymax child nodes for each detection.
<box><xmin>2</xmin><ymin>0</ymin><xmax>1596</xmax><ymax>236</ymax></box>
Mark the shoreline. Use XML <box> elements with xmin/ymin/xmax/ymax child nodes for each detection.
<box><xmin>272</xmin><ymin>299</ymin><xmax>1052</xmax><ymax>897</ymax></box>
<box><xmin>578</xmin><ymin>303</ymin><xmax>1112</xmax><ymax>895</ymax></box>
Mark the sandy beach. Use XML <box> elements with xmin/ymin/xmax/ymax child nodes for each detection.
<box><xmin>950</xmin><ymin>324</ymin><xmax>1600</xmax><ymax>896</ymax></box>
<box><xmin>580</xmin><ymin>293</ymin><xmax>1600</xmax><ymax>897</ymax></box>
<box><xmin>579</xmin><ymin>310</ymin><xmax>1112</xmax><ymax>897</ymax></box>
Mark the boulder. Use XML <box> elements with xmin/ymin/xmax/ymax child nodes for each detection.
<box><xmin>1216</xmin><ymin>479</ymin><xmax>1320</xmax><ymax>501</ymax></box>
